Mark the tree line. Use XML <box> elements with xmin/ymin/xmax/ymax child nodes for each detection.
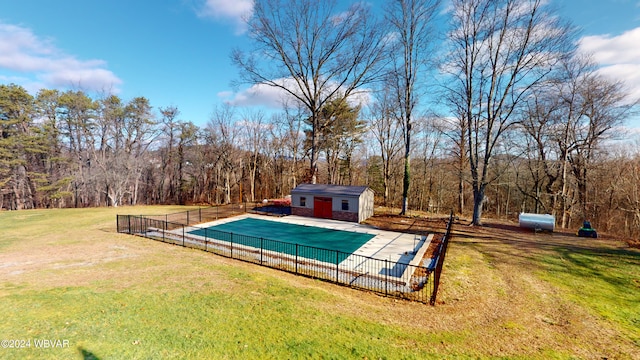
<box><xmin>1</xmin><ymin>0</ymin><xmax>638</xmax><ymax>239</ymax></box>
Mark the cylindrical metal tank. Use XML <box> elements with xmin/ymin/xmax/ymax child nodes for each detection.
<box><xmin>519</xmin><ymin>213</ymin><xmax>555</xmax><ymax>232</ymax></box>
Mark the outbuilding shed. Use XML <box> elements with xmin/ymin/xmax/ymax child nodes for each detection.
<box><xmin>290</xmin><ymin>184</ymin><xmax>374</xmax><ymax>223</ymax></box>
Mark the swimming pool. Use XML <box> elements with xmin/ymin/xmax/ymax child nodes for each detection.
<box><xmin>188</xmin><ymin>217</ymin><xmax>374</xmax><ymax>264</ymax></box>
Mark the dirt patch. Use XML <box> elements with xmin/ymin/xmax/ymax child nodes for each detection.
<box><xmin>365</xmin><ymin>213</ymin><xmax>450</xmax><ymax>235</ymax></box>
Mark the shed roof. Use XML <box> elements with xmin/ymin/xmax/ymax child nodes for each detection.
<box><xmin>291</xmin><ymin>184</ymin><xmax>371</xmax><ymax>197</ymax></box>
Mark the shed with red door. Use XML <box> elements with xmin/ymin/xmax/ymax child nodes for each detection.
<box><xmin>290</xmin><ymin>184</ymin><xmax>374</xmax><ymax>223</ymax></box>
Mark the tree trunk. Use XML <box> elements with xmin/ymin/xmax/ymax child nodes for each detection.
<box><xmin>472</xmin><ymin>185</ymin><xmax>485</xmax><ymax>225</ymax></box>
<box><xmin>561</xmin><ymin>157</ymin><xmax>569</xmax><ymax>228</ymax></box>
<box><xmin>401</xmin><ymin>133</ymin><xmax>411</xmax><ymax>215</ymax></box>
<box><xmin>458</xmin><ymin>177</ymin><xmax>465</xmax><ymax>214</ymax></box>
<box><xmin>224</xmin><ymin>171</ymin><xmax>231</xmax><ymax>204</ymax></box>
<box><xmin>310</xmin><ymin>114</ymin><xmax>319</xmax><ymax>184</ymax></box>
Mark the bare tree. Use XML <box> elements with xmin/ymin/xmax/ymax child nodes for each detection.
<box><xmin>94</xmin><ymin>96</ymin><xmax>156</xmax><ymax>207</ymax></box>
<box><xmin>612</xmin><ymin>149</ymin><xmax>640</xmax><ymax>238</ymax></box>
<box><xmin>273</xmin><ymin>103</ymin><xmax>306</xmax><ymax>192</ymax></box>
<box><xmin>241</xmin><ymin>110</ymin><xmax>267</xmax><ymax>202</ymax></box>
<box><xmin>413</xmin><ymin>115</ymin><xmax>444</xmax><ymax>212</ymax></box>
<box><xmin>158</xmin><ymin>107</ymin><xmax>180</xmax><ymax>203</ymax></box>
<box><xmin>517</xmin><ymin>84</ymin><xmax>561</xmax><ymax>214</ymax></box>
<box><xmin>232</xmin><ymin>0</ymin><xmax>387</xmax><ymax>184</ymax></box>
<box><xmin>566</xmin><ymin>71</ymin><xmax>633</xmax><ymax>222</ymax></box>
<box><xmin>367</xmin><ymin>88</ymin><xmax>404</xmax><ymax>205</ymax></box>
<box><xmin>207</xmin><ymin>104</ymin><xmax>241</xmax><ymax>204</ymax></box>
<box><xmin>548</xmin><ymin>56</ymin><xmax>596</xmax><ymax>227</ymax></box>
<box><xmin>444</xmin><ymin>0</ymin><xmax>573</xmax><ymax>225</ymax></box>
<box><xmin>441</xmin><ymin>113</ymin><xmax>470</xmax><ymax>215</ymax></box>
<box><xmin>385</xmin><ymin>0</ymin><xmax>441</xmax><ymax>215</ymax></box>
<box><xmin>519</xmin><ymin>54</ymin><xmax>636</xmax><ymax>227</ymax></box>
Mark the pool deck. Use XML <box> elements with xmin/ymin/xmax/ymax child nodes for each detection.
<box><xmin>192</xmin><ymin>213</ymin><xmax>432</xmax><ymax>279</ymax></box>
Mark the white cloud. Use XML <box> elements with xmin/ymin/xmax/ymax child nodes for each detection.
<box><xmin>221</xmin><ymin>81</ymin><xmax>294</xmax><ymax>108</ymax></box>
<box><xmin>198</xmin><ymin>0</ymin><xmax>253</xmax><ymax>35</ymax></box>
<box><xmin>579</xmin><ymin>27</ymin><xmax>640</xmax><ymax>101</ymax></box>
<box><xmin>0</xmin><ymin>22</ymin><xmax>122</xmax><ymax>93</ymax></box>
<box><xmin>580</xmin><ymin>27</ymin><xmax>640</xmax><ymax>65</ymax></box>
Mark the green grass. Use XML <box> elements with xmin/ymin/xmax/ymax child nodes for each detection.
<box><xmin>1</xmin><ymin>207</ymin><xmax>639</xmax><ymax>359</ymax></box>
<box><xmin>3</xmin><ymin>285</ymin><xmax>426</xmax><ymax>359</ymax></box>
<box><xmin>537</xmin><ymin>247</ymin><xmax>640</xmax><ymax>347</ymax></box>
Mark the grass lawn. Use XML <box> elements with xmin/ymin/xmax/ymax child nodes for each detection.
<box><xmin>1</xmin><ymin>206</ymin><xmax>639</xmax><ymax>359</ymax></box>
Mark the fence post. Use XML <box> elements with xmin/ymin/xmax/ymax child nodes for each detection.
<box><xmin>260</xmin><ymin>238</ymin><xmax>263</xmax><ymax>264</ymax></box>
<box><xmin>385</xmin><ymin>259</ymin><xmax>389</xmax><ymax>296</ymax></box>
<box><xmin>182</xmin><ymin>226</ymin><xmax>185</xmax><ymax>247</ymax></box>
<box><xmin>230</xmin><ymin>233</ymin><xmax>234</xmax><ymax>258</ymax></box>
<box><xmin>336</xmin><ymin>251</ymin><xmax>339</xmax><ymax>282</ymax></box>
<box><xmin>295</xmin><ymin>244</ymin><xmax>298</xmax><ymax>274</ymax></box>
<box><xmin>204</xmin><ymin>228</ymin><xmax>208</xmax><ymax>251</ymax></box>
<box><xmin>187</xmin><ymin>211</ymin><xmax>190</xmax><ymax>225</ymax></box>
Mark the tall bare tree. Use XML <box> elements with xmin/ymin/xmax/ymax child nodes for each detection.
<box><xmin>207</xmin><ymin>104</ymin><xmax>241</xmax><ymax>204</ymax></box>
<box><xmin>519</xmin><ymin>54</ymin><xmax>636</xmax><ymax>226</ymax></box>
<box><xmin>241</xmin><ymin>110</ymin><xmax>266</xmax><ymax>202</ymax></box>
<box><xmin>566</xmin><ymin>71</ymin><xmax>633</xmax><ymax>223</ymax></box>
<box><xmin>445</xmin><ymin>0</ymin><xmax>573</xmax><ymax>225</ymax></box>
<box><xmin>158</xmin><ymin>107</ymin><xmax>180</xmax><ymax>203</ymax></box>
<box><xmin>441</xmin><ymin>112</ymin><xmax>469</xmax><ymax>215</ymax></box>
<box><xmin>93</xmin><ymin>96</ymin><xmax>156</xmax><ymax>207</ymax></box>
<box><xmin>232</xmin><ymin>0</ymin><xmax>387</xmax><ymax>184</ymax></box>
<box><xmin>272</xmin><ymin>103</ymin><xmax>306</xmax><ymax>193</ymax></box>
<box><xmin>517</xmin><ymin>87</ymin><xmax>559</xmax><ymax>214</ymax></box>
<box><xmin>368</xmin><ymin>87</ymin><xmax>404</xmax><ymax>205</ymax></box>
<box><xmin>385</xmin><ymin>0</ymin><xmax>441</xmax><ymax>215</ymax></box>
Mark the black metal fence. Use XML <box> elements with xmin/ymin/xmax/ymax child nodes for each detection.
<box><xmin>429</xmin><ymin>211</ymin><xmax>454</xmax><ymax>305</ymax></box>
<box><xmin>117</xmin><ymin>206</ymin><xmax>454</xmax><ymax>304</ymax></box>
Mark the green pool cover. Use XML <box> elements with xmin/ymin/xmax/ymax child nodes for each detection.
<box><xmin>188</xmin><ymin>217</ymin><xmax>374</xmax><ymax>264</ymax></box>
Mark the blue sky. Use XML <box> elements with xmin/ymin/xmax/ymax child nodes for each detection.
<box><xmin>0</xmin><ymin>0</ymin><xmax>639</xmax><ymax>128</ymax></box>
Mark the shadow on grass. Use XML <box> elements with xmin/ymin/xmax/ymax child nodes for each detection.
<box><xmin>78</xmin><ymin>347</ymin><xmax>101</xmax><ymax>360</ymax></box>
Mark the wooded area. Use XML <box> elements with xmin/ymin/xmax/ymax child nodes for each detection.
<box><xmin>1</xmin><ymin>0</ymin><xmax>639</xmax><ymax>239</ymax></box>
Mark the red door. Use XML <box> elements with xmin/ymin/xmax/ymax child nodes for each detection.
<box><xmin>313</xmin><ymin>197</ymin><xmax>333</xmax><ymax>219</ymax></box>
